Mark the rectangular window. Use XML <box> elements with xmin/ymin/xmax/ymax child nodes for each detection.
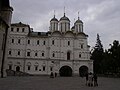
<box><xmin>18</xmin><ymin>39</ymin><xmax>20</xmax><ymax>44</ymax></box>
<box><xmin>22</xmin><ymin>28</ymin><xmax>25</xmax><ymax>32</ymax></box>
<box><xmin>43</xmin><ymin>66</ymin><xmax>45</xmax><ymax>71</ymax></box>
<box><xmin>12</xmin><ymin>39</ymin><xmax>14</xmax><ymax>43</ymax></box>
<box><xmin>17</xmin><ymin>28</ymin><xmax>19</xmax><ymax>32</ymax></box>
<box><xmin>28</xmin><ymin>40</ymin><xmax>30</xmax><ymax>44</ymax></box>
<box><xmin>27</xmin><ymin>52</ymin><xmax>30</xmax><ymax>56</ymax></box>
<box><xmin>61</xmin><ymin>24</ymin><xmax>62</xmax><ymax>31</ymax></box>
<box><xmin>18</xmin><ymin>51</ymin><xmax>20</xmax><ymax>55</ymax></box>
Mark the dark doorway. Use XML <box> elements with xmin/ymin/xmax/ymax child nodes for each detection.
<box><xmin>16</xmin><ymin>66</ymin><xmax>20</xmax><ymax>72</ymax></box>
<box><xmin>79</xmin><ymin>66</ymin><xmax>88</xmax><ymax>77</ymax></box>
<box><xmin>59</xmin><ymin>66</ymin><xmax>72</xmax><ymax>77</ymax></box>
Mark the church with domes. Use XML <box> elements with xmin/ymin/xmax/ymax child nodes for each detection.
<box><xmin>7</xmin><ymin>11</ymin><xmax>93</xmax><ymax>76</ymax></box>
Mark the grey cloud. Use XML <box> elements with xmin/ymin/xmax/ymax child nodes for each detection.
<box><xmin>11</xmin><ymin>0</ymin><xmax>120</xmax><ymax>49</ymax></box>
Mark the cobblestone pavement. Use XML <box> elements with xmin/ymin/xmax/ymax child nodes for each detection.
<box><xmin>0</xmin><ymin>76</ymin><xmax>120</xmax><ymax>90</ymax></box>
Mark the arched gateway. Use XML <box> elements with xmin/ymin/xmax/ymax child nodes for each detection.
<box><xmin>59</xmin><ymin>66</ymin><xmax>72</xmax><ymax>76</ymax></box>
<box><xmin>79</xmin><ymin>66</ymin><xmax>88</xmax><ymax>77</ymax></box>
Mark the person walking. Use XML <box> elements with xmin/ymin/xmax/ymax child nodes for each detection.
<box><xmin>85</xmin><ymin>73</ymin><xmax>88</xmax><ymax>86</ymax></box>
<box><xmin>93</xmin><ymin>73</ymin><xmax>98</xmax><ymax>86</ymax></box>
<box><xmin>88</xmin><ymin>72</ymin><xmax>93</xmax><ymax>87</ymax></box>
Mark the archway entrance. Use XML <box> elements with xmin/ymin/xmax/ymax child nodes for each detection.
<box><xmin>59</xmin><ymin>66</ymin><xmax>72</xmax><ymax>77</ymax></box>
<box><xmin>79</xmin><ymin>66</ymin><xmax>88</xmax><ymax>77</ymax></box>
<box><xmin>16</xmin><ymin>66</ymin><xmax>20</xmax><ymax>71</ymax></box>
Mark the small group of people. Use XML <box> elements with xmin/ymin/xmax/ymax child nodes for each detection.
<box><xmin>50</xmin><ymin>72</ymin><xmax>57</xmax><ymax>78</ymax></box>
<box><xmin>86</xmin><ymin>72</ymin><xmax>98</xmax><ymax>87</ymax></box>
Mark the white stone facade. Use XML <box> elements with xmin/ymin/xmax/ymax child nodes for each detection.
<box><xmin>7</xmin><ymin>14</ymin><xmax>93</xmax><ymax>76</ymax></box>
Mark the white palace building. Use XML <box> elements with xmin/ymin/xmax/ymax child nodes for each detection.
<box><xmin>6</xmin><ymin>13</ymin><xmax>93</xmax><ymax>76</ymax></box>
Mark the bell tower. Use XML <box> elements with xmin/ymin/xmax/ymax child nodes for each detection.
<box><xmin>0</xmin><ymin>0</ymin><xmax>13</xmax><ymax>26</ymax></box>
<box><xmin>74</xmin><ymin>12</ymin><xmax>83</xmax><ymax>33</ymax></box>
<box><xmin>50</xmin><ymin>10</ymin><xmax>58</xmax><ymax>32</ymax></box>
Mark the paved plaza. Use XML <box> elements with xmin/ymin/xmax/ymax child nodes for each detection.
<box><xmin>0</xmin><ymin>76</ymin><xmax>120</xmax><ymax>90</ymax></box>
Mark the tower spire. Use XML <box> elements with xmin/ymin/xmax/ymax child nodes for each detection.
<box><xmin>54</xmin><ymin>10</ymin><xmax>55</xmax><ymax>18</ymax></box>
<box><xmin>78</xmin><ymin>12</ymin><xmax>80</xmax><ymax>20</ymax></box>
<box><xmin>64</xmin><ymin>6</ymin><xmax>65</xmax><ymax>16</ymax></box>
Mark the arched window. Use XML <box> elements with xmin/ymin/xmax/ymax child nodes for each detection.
<box><xmin>8</xmin><ymin>61</ymin><xmax>12</xmax><ymax>70</ymax></box>
<box><xmin>43</xmin><ymin>41</ymin><xmax>45</xmax><ymax>45</ymax></box>
<box><xmin>67</xmin><ymin>52</ymin><xmax>70</xmax><ymax>60</ymax></box>
<box><xmin>65</xmin><ymin>23</ymin><xmax>66</xmax><ymax>31</ymax></box>
<box><xmin>81</xmin><ymin>44</ymin><xmax>83</xmax><ymax>49</ymax></box>
<box><xmin>37</xmin><ymin>40</ymin><xmax>39</xmax><ymax>45</ymax></box>
<box><xmin>22</xmin><ymin>28</ymin><xmax>24</xmax><ymax>32</ymax></box>
<box><xmin>17</xmin><ymin>28</ymin><xmax>19</xmax><ymax>32</ymax></box>
<box><xmin>9</xmin><ymin>65</ymin><xmax>12</xmax><ymax>70</ymax></box>
<box><xmin>42</xmin><ymin>53</ymin><xmax>44</xmax><ymax>56</ymax></box>
<box><xmin>34</xmin><ymin>62</ymin><xmax>39</xmax><ymax>71</ymax></box>
<box><xmin>50</xmin><ymin>67</ymin><xmax>53</xmax><ymax>71</ymax></box>
<box><xmin>52</xmin><ymin>40</ymin><xmax>54</xmax><ymax>45</ymax></box>
<box><xmin>28</xmin><ymin>66</ymin><xmax>31</xmax><ymax>70</ymax></box>
<box><xmin>52</xmin><ymin>53</ymin><xmax>55</xmax><ymax>57</ymax></box>
<box><xmin>9</xmin><ymin>50</ymin><xmax>11</xmax><ymax>55</ymax></box>
<box><xmin>18</xmin><ymin>51</ymin><xmax>20</xmax><ymax>55</ymax></box>
<box><xmin>18</xmin><ymin>39</ymin><xmax>20</xmax><ymax>44</ymax></box>
<box><xmin>12</xmin><ymin>39</ymin><xmax>14</xmax><ymax>43</ymax></box>
<box><xmin>79</xmin><ymin>53</ymin><xmax>81</xmax><ymax>58</ymax></box>
<box><xmin>16</xmin><ymin>66</ymin><xmax>20</xmax><ymax>71</ymax></box>
<box><xmin>35</xmin><ymin>66</ymin><xmax>38</xmax><ymax>71</ymax></box>
<box><xmin>11</xmin><ymin>28</ymin><xmax>14</xmax><ymax>31</ymax></box>
<box><xmin>35</xmin><ymin>52</ymin><xmax>37</xmax><ymax>56</ymax></box>
<box><xmin>27</xmin><ymin>51</ymin><xmax>30</xmax><ymax>56</ymax></box>
<box><xmin>68</xmin><ymin>41</ymin><xmax>70</xmax><ymax>46</ymax></box>
<box><xmin>27</xmin><ymin>62</ymin><xmax>31</xmax><ymax>71</ymax></box>
<box><xmin>28</xmin><ymin>40</ymin><xmax>30</xmax><ymax>44</ymax></box>
<box><xmin>43</xmin><ymin>66</ymin><xmax>46</xmax><ymax>71</ymax></box>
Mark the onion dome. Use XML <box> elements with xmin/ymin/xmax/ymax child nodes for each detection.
<box><xmin>75</xmin><ymin>12</ymin><xmax>83</xmax><ymax>23</ymax></box>
<box><xmin>60</xmin><ymin>13</ymin><xmax>70</xmax><ymax>21</ymax></box>
<box><xmin>75</xmin><ymin>18</ymin><xmax>83</xmax><ymax>23</ymax></box>
<box><xmin>50</xmin><ymin>15</ymin><xmax>58</xmax><ymax>22</ymax></box>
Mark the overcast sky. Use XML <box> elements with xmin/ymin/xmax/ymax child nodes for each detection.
<box><xmin>10</xmin><ymin>0</ymin><xmax>120</xmax><ymax>49</ymax></box>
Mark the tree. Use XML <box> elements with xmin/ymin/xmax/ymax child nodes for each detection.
<box><xmin>108</xmin><ymin>40</ymin><xmax>120</xmax><ymax>73</ymax></box>
<box><xmin>91</xmin><ymin>34</ymin><xmax>104</xmax><ymax>74</ymax></box>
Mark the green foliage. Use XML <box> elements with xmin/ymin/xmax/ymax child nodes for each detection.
<box><xmin>107</xmin><ymin>40</ymin><xmax>120</xmax><ymax>74</ymax></box>
<box><xmin>91</xmin><ymin>37</ymin><xmax>120</xmax><ymax>76</ymax></box>
<box><xmin>91</xmin><ymin>34</ymin><xmax>104</xmax><ymax>74</ymax></box>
